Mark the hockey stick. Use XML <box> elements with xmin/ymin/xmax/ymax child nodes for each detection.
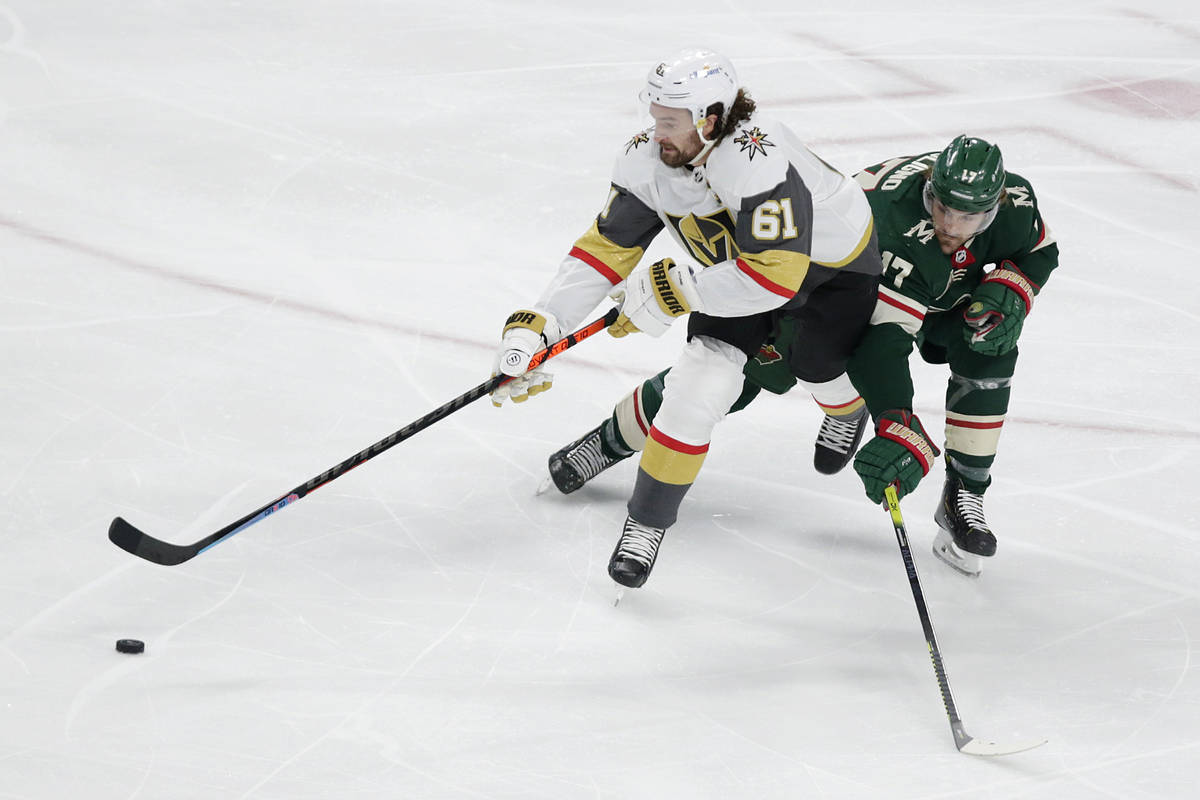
<box><xmin>883</xmin><ymin>485</ymin><xmax>1046</xmax><ymax>756</ymax></box>
<box><xmin>109</xmin><ymin>307</ymin><xmax>620</xmax><ymax>566</ymax></box>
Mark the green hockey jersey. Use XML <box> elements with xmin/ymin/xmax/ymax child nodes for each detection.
<box><xmin>847</xmin><ymin>151</ymin><xmax>1059</xmax><ymax>413</ymax></box>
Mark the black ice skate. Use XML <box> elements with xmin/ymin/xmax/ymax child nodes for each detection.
<box><xmin>933</xmin><ymin>476</ymin><xmax>997</xmax><ymax>576</ymax></box>
<box><xmin>547</xmin><ymin>424</ymin><xmax>621</xmax><ymax>494</ymax></box>
<box><xmin>813</xmin><ymin>406</ymin><xmax>869</xmax><ymax>475</ymax></box>
<box><xmin>608</xmin><ymin>516</ymin><xmax>666</xmax><ymax>589</ymax></box>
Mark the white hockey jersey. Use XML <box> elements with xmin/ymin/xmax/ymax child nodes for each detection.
<box><xmin>534</xmin><ymin>112</ymin><xmax>876</xmax><ymax>330</ymax></box>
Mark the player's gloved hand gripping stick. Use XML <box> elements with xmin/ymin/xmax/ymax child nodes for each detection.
<box><xmin>109</xmin><ymin>308</ymin><xmax>619</xmax><ymax>566</ymax></box>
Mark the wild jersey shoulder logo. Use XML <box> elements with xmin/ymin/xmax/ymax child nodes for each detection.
<box><xmin>1005</xmin><ymin>185</ymin><xmax>1034</xmax><ymax>207</ymax></box>
<box><xmin>733</xmin><ymin>127</ymin><xmax>775</xmax><ymax>161</ymax></box>
<box><xmin>664</xmin><ymin>208</ymin><xmax>739</xmax><ymax>266</ymax></box>
<box><xmin>905</xmin><ymin>218</ymin><xmax>938</xmax><ymax>245</ymax></box>
<box><xmin>625</xmin><ymin>131</ymin><xmax>650</xmax><ymax>154</ymax></box>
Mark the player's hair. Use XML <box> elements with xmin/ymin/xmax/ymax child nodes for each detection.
<box><xmin>707</xmin><ymin>89</ymin><xmax>756</xmax><ymax>142</ymax></box>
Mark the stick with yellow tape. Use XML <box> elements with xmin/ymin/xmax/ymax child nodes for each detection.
<box><xmin>883</xmin><ymin>484</ymin><xmax>1047</xmax><ymax>756</ymax></box>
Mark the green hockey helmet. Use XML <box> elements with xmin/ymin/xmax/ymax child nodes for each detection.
<box><xmin>926</xmin><ymin>135</ymin><xmax>1005</xmax><ymax>213</ymax></box>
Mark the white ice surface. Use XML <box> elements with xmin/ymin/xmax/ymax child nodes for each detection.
<box><xmin>2</xmin><ymin>2</ymin><xmax>1199</xmax><ymax>798</ymax></box>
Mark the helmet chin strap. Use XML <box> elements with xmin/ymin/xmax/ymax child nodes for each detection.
<box><xmin>687</xmin><ymin>118</ymin><xmax>719</xmax><ymax>166</ymax></box>
<box><xmin>687</xmin><ymin>140</ymin><xmax>717</xmax><ymax>167</ymax></box>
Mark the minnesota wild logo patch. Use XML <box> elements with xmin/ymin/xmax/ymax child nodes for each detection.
<box><xmin>625</xmin><ymin>131</ymin><xmax>650</xmax><ymax>154</ymax></box>
<box><xmin>734</xmin><ymin>127</ymin><xmax>775</xmax><ymax>161</ymax></box>
<box><xmin>754</xmin><ymin>343</ymin><xmax>783</xmax><ymax>365</ymax></box>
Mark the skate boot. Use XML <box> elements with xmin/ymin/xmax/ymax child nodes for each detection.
<box><xmin>547</xmin><ymin>424</ymin><xmax>621</xmax><ymax>494</ymax></box>
<box><xmin>932</xmin><ymin>476</ymin><xmax>997</xmax><ymax>576</ymax></box>
<box><xmin>814</xmin><ymin>406</ymin><xmax>869</xmax><ymax>475</ymax></box>
<box><xmin>607</xmin><ymin>516</ymin><xmax>666</xmax><ymax>589</ymax></box>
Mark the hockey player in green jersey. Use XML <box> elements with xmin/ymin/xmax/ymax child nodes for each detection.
<box><xmin>846</xmin><ymin>134</ymin><xmax>1058</xmax><ymax>575</ymax></box>
<box><xmin>490</xmin><ymin>48</ymin><xmax>881</xmax><ymax>591</ymax></box>
<box><xmin>546</xmin><ymin>134</ymin><xmax>1058</xmax><ymax>578</ymax></box>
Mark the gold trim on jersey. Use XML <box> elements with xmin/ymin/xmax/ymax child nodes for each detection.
<box><xmin>738</xmin><ymin>248</ymin><xmax>812</xmax><ymax>296</ymax></box>
<box><xmin>573</xmin><ymin>221</ymin><xmax>645</xmax><ymax>281</ymax></box>
<box><xmin>814</xmin><ymin>217</ymin><xmax>874</xmax><ymax>268</ymax></box>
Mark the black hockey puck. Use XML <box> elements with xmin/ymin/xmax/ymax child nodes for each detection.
<box><xmin>115</xmin><ymin>639</ymin><xmax>145</xmax><ymax>654</ymax></box>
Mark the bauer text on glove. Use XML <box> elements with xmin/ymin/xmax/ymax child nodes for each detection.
<box><xmin>608</xmin><ymin>258</ymin><xmax>703</xmax><ymax>338</ymax></box>
<box><xmin>853</xmin><ymin>410</ymin><xmax>940</xmax><ymax>505</ymax></box>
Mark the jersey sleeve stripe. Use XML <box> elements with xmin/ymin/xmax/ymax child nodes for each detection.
<box><xmin>880</xmin><ymin>284</ymin><xmax>926</xmax><ymax>315</ymax></box>
<box><xmin>568</xmin><ymin>246</ymin><xmax>624</xmax><ymax>285</ymax></box>
<box><xmin>570</xmin><ymin>219</ymin><xmax>646</xmax><ymax>284</ymax></box>
<box><xmin>736</xmin><ymin>253</ymin><xmax>809</xmax><ymax>298</ymax></box>
<box><xmin>1030</xmin><ymin>221</ymin><xmax>1056</xmax><ymax>254</ymax></box>
<box><xmin>878</xmin><ymin>289</ymin><xmax>925</xmax><ymax>319</ymax></box>
<box><xmin>868</xmin><ymin>286</ymin><xmax>926</xmax><ymax>335</ymax></box>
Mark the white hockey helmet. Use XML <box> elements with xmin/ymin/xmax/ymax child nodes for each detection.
<box><xmin>638</xmin><ymin>48</ymin><xmax>739</xmax><ymax>132</ymax></box>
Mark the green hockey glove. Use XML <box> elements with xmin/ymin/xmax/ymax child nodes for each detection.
<box><xmin>853</xmin><ymin>410</ymin><xmax>941</xmax><ymax>505</ymax></box>
<box><xmin>962</xmin><ymin>261</ymin><xmax>1038</xmax><ymax>356</ymax></box>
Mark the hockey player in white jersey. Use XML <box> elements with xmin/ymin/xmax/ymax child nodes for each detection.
<box><xmin>492</xmin><ymin>48</ymin><xmax>882</xmax><ymax>590</ymax></box>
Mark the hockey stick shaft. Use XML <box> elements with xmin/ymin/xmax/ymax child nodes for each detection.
<box><xmin>109</xmin><ymin>307</ymin><xmax>619</xmax><ymax>565</ymax></box>
<box><xmin>883</xmin><ymin>485</ymin><xmax>1047</xmax><ymax>756</ymax></box>
<box><xmin>883</xmin><ymin>485</ymin><xmax>968</xmax><ymax>745</ymax></box>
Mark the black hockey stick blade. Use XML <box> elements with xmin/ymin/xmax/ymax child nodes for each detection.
<box><xmin>109</xmin><ymin>491</ymin><xmax>300</xmax><ymax>566</ymax></box>
<box><xmin>109</xmin><ymin>516</ymin><xmax>199</xmax><ymax>566</ymax></box>
<box><xmin>108</xmin><ymin>307</ymin><xmax>619</xmax><ymax>566</ymax></box>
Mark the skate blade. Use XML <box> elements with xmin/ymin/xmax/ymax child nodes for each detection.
<box><xmin>613</xmin><ymin>586</ymin><xmax>625</xmax><ymax>607</ymax></box>
<box><xmin>932</xmin><ymin>537</ymin><xmax>983</xmax><ymax>577</ymax></box>
<box><xmin>535</xmin><ymin>476</ymin><xmax>556</xmax><ymax>496</ymax></box>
